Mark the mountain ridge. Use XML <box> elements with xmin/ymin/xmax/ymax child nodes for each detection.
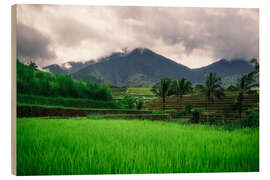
<box><xmin>43</xmin><ymin>48</ymin><xmax>254</xmax><ymax>87</ymax></box>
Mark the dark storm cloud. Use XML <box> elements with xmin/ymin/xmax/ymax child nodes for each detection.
<box><xmin>17</xmin><ymin>5</ymin><xmax>259</xmax><ymax>67</ymax></box>
<box><xmin>112</xmin><ymin>7</ymin><xmax>259</xmax><ymax>60</ymax></box>
<box><xmin>16</xmin><ymin>23</ymin><xmax>56</xmax><ymax>63</ymax></box>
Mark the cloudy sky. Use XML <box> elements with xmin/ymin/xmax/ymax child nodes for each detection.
<box><xmin>16</xmin><ymin>4</ymin><xmax>259</xmax><ymax>68</ymax></box>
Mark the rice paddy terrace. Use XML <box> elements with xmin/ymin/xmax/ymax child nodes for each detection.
<box><xmin>18</xmin><ymin>88</ymin><xmax>259</xmax><ymax>124</ymax></box>
<box><xmin>112</xmin><ymin>88</ymin><xmax>156</xmax><ymax>101</ymax></box>
<box><xmin>17</xmin><ymin>104</ymin><xmax>170</xmax><ymax>120</ymax></box>
<box><xmin>143</xmin><ymin>92</ymin><xmax>259</xmax><ymax>123</ymax></box>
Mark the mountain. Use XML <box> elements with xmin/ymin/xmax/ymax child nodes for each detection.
<box><xmin>72</xmin><ymin>48</ymin><xmax>194</xmax><ymax>87</ymax></box>
<box><xmin>42</xmin><ymin>64</ymin><xmax>68</xmax><ymax>74</ymax></box>
<box><xmin>193</xmin><ymin>59</ymin><xmax>254</xmax><ymax>83</ymax></box>
<box><xmin>44</xmin><ymin>48</ymin><xmax>255</xmax><ymax>87</ymax></box>
<box><xmin>43</xmin><ymin>60</ymin><xmax>96</xmax><ymax>74</ymax></box>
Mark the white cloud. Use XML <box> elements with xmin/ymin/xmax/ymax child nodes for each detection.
<box><xmin>16</xmin><ymin>5</ymin><xmax>259</xmax><ymax>68</ymax></box>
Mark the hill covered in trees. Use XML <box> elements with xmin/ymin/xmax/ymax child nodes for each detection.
<box><xmin>43</xmin><ymin>48</ymin><xmax>255</xmax><ymax>87</ymax></box>
<box><xmin>17</xmin><ymin>59</ymin><xmax>113</xmax><ymax>101</ymax></box>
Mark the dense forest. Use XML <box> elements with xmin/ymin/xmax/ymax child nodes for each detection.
<box><xmin>17</xmin><ymin>59</ymin><xmax>113</xmax><ymax>101</ymax></box>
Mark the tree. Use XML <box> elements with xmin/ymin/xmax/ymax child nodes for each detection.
<box><xmin>121</xmin><ymin>92</ymin><xmax>137</xmax><ymax>109</ymax></box>
<box><xmin>193</xmin><ymin>84</ymin><xmax>205</xmax><ymax>94</ymax></box>
<box><xmin>16</xmin><ymin>59</ymin><xmax>114</xmax><ymax>101</ymax></box>
<box><xmin>28</xmin><ymin>61</ymin><xmax>38</xmax><ymax>70</ymax></box>
<box><xmin>250</xmin><ymin>58</ymin><xmax>259</xmax><ymax>76</ymax></box>
<box><xmin>173</xmin><ymin>77</ymin><xmax>192</xmax><ymax>104</ymax></box>
<box><xmin>249</xmin><ymin>58</ymin><xmax>259</xmax><ymax>88</ymax></box>
<box><xmin>235</xmin><ymin>59</ymin><xmax>259</xmax><ymax>120</ymax></box>
<box><xmin>236</xmin><ymin>73</ymin><xmax>256</xmax><ymax>120</ymax></box>
<box><xmin>204</xmin><ymin>72</ymin><xmax>225</xmax><ymax>121</ymax></box>
<box><xmin>151</xmin><ymin>77</ymin><xmax>173</xmax><ymax>111</ymax></box>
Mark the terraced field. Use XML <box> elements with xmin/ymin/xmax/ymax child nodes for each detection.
<box><xmin>144</xmin><ymin>92</ymin><xmax>259</xmax><ymax>123</ymax></box>
<box><xmin>17</xmin><ymin>104</ymin><xmax>171</xmax><ymax>121</ymax></box>
<box><xmin>18</xmin><ymin>90</ymin><xmax>259</xmax><ymax>124</ymax></box>
<box><xmin>112</xmin><ymin>88</ymin><xmax>156</xmax><ymax>100</ymax></box>
<box><xmin>16</xmin><ymin>90</ymin><xmax>260</xmax><ymax>176</ymax></box>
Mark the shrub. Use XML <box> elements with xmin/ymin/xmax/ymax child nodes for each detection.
<box><xmin>222</xmin><ymin>105</ymin><xmax>259</xmax><ymax>130</ymax></box>
<box><xmin>240</xmin><ymin>105</ymin><xmax>259</xmax><ymax>128</ymax></box>
<box><xmin>190</xmin><ymin>108</ymin><xmax>204</xmax><ymax>124</ymax></box>
<box><xmin>184</xmin><ymin>104</ymin><xmax>193</xmax><ymax>115</ymax></box>
<box><xmin>209</xmin><ymin>116</ymin><xmax>215</xmax><ymax>125</ymax></box>
<box><xmin>121</xmin><ymin>93</ymin><xmax>137</xmax><ymax>109</ymax></box>
<box><xmin>136</xmin><ymin>99</ymin><xmax>144</xmax><ymax>110</ymax></box>
<box><xmin>176</xmin><ymin>104</ymin><xmax>193</xmax><ymax>117</ymax></box>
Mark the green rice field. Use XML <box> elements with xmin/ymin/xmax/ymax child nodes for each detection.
<box><xmin>17</xmin><ymin>117</ymin><xmax>259</xmax><ymax>175</ymax></box>
<box><xmin>112</xmin><ymin>88</ymin><xmax>156</xmax><ymax>100</ymax></box>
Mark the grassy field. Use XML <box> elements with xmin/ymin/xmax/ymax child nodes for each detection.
<box><xmin>17</xmin><ymin>117</ymin><xmax>259</xmax><ymax>175</ymax></box>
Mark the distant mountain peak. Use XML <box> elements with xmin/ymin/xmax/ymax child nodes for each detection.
<box><xmin>61</xmin><ymin>62</ymin><xmax>72</xmax><ymax>69</ymax></box>
<box><xmin>126</xmin><ymin>47</ymin><xmax>152</xmax><ymax>55</ymax></box>
<box><xmin>43</xmin><ymin>59</ymin><xmax>97</xmax><ymax>74</ymax></box>
<box><xmin>133</xmin><ymin>47</ymin><xmax>147</xmax><ymax>54</ymax></box>
<box><xmin>44</xmin><ymin>49</ymin><xmax>254</xmax><ymax>87</ymax></box>
<box><xmin>219</xmin><ymin>58</ymin><xmax>227</xmax><ymax>62</ymax></box>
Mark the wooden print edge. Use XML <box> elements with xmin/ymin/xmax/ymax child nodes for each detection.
<box><xmin>11</xmin><ymin>4</ymin><xmax>17</xmax><ymax>176</ymax></box>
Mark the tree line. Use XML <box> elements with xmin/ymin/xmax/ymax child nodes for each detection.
<box><xmin>17</xmin><ymin>59</ymin><xmax>113</xmax><ymax>101</ymax></box>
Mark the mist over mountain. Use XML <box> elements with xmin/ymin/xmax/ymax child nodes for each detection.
<box><xmin>43</xmin><ymin>60</ymin><xmax>96</xmax><ymax>74</ymax></box>
<box><xmin>193</xmin><ymin>58</ymin><xmax>254</xmax><ymax>83</ymax></box>
<box><xmin>43</xmin><ymin>48</ymin><xmax>254</xmax><ymax>87</ymax></box>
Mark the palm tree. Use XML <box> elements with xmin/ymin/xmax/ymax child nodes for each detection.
<box><xmin>236</xmin><ymin>59</ymin><xmax>259</xmax><ymax>120</ymax></box>
<box><xmin>249</xmin><ymin>58</ymin><xmax>259</xmax><ymax>90</ymax></box>
<box><xmin>236</xmin><ymin>73</ymin><xmax>256</xmax><ymax>120</ymax></box>
<box><xmin>250</xmin><ymin>58</ymin><xmax>259</xmax><ymax>76</ymax></box>
<box><xmin>204</xmin><ymin>72</ymin><xmax>225</xmax><ymax>121</ymax></box>
<box><xmin>173</xmin><ymin>77</ymin><xmax>193</xmax><ymax>104</ymax></box>
<box><xmin>151</xmin><ymin>77</ymin><xmax>173</xmax><ymax>111</ymax></box>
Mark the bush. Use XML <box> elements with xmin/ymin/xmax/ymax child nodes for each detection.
<box><xmin>190</xmin><ymin>108</ymin><xmax>204</xmax><ymax>124</ymax></box>
<box><xmin>209</xmin><ymin>116</ymin><xmax>215</xmax><ymax>125</ymax></box>
<box><xmin>121</xmin><ymin>93</ymin><xmax>137</xmax><ymax>109</ymax></box>
<box><xmin>240</xmin><ymin>105</ymin><xmax>259</xmax><ymax>128</ymax></box>
<box><xmin>184</xmin><ymin>104</ymin><xmax>193</xmax><ymax>115</ymax></box>
<box><xmin>222</xmin><ymin>105</ymin><xmax>259</xmax><ymax>130</ymax></box>
<box><xmin>136</xmin><ymin>99</ymin><xmax>144</xmax><ymax>110</ymax></box>
<box><xmin>176</xmin><ymin>104</ymin><xmax>193</xmax><ymax>117</ymax></box>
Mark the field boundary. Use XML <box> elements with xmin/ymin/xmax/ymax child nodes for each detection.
<box><xmin>17</xmin><ymin>104</ymin><xmax>153</xmax><ymax>118</ymax></box>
